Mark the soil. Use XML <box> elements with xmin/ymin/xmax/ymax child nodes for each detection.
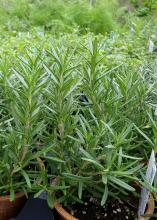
<box><xmin>66</xmin><ymin>196</ymin><xmax>138</xmax><ymax>220</ymax></box>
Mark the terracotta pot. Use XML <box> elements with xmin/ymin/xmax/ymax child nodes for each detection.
<box><xmin>54</xmin><ymin>193</ymin><xmax>155</xmax><ymax>220</ymax></box>
<box><xmin>54</xmin><ymin>203</ymin><xmax>78</xmax><ymax>220</ymax></box>
<box><xmin>0</xmin><ymin>192</ymin><xmax>26</xmax><ymax>220</ymax></box>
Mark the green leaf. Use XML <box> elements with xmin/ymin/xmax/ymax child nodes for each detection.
<box><xmin>49</xmin><ymin>185</ymin><xmax>70</xmax><ymax>190</ymax></box>
<box><xmin>34</xmin><ymin>189</ymin><xmax>46</xmax><ymax>198</ymax></box>
<box><xmin>102</xmin><ymin>175</ymin><xmax>107</xmax><ymax>185</ymax></box>
<box><xmin>67</xmin><ymin>135</ymin><xmax>83</xmax><ymax>143</ymax></box>
<box><xmin>78</xmin><ymin>182</ymin><xmax>83</xmax><ymax>199</ymax></box>
<box><xmin>80</xmin><ymin>148</ymin><xmax>97</xmax><ymax>161</ymax></box>
<box><xmin>96</xmin><ymin>64</ymin><xmax>122</xmax><ymax>82</ymax></box>
<box><xmin>51</xmin><ymin>48</ymin><xmax>61</xmax><ymax>65</ymax></box>
<box><xmin>65</xmin><ymin>79</ymin><xmax>82</xmax><ymax>98</ymax></box>
<box><xmin>81</xmin><ymin>158</ymin><xmax>104</xmax><ymax>170</ymax></box>
<box><xmin>102</xmin><ymin>122</ymin><xmax>114</xmax><ymax>136</ymax></box>
<box><xmin>61</xmin><ymin>180</ymin><xmax>67</xmax><ymax>196</ymax></box>
<box><xmin>44</xmin><ymin>104</ymin><xmax>56</xmax><ymax>114</ymax></box>
<box><xmin>134</xmin><ymin>124</ymin><xmax>154</xmax><ymax>146</ymax></box>
<box><xmin>9</xmin><ymin>188</ymin><xmax>15</xmax><ymax>202</ymax></box>
<box><xmin>88</xmin><ymin>35</ymin><xmax>94</xmax><ymax>55</ymax></box>
<box><xmin>62</xmin><ymin>173</ymin><xmax>92</xmax><ymax>181</ymax></box>
<box><xmin>118</xmin><ymin>147</ymin><xmax>122</xmax><ymax>167</ymax></box>
<box><xmin>101</xmin><ymin>185</ymin><xmax>108</xmax><ymax>206</ymax></box>
<box><xmin>43</xmin><ymin>64</ymin><xmax>58</xmax><ymax>84</ymax></box>
<box><xmin>108</xmin><ymin>176</ymin><xmax>135</xmax><ymax>191</ymax></box>
<box><xmin>12</xmin><ymin>69</ymin><xmax>28</xmax><ymax>88</ymax></box>
<box><xmin>117</xmin><ymin>153</ymin><xmax>142</xmax><ymax>160</ymax></box>
<box><xmin>45</xmin><ymin>156</ymin><xmax>65</xmax><ymax>163</ymax></box>
<box><xmin>47</xmin><ymin>192</ymin><xmax>55</xmax><ymax>208</ymax></box>
<box><xmin>127</xmin><ymin>163</ymin><xmax>144</xmax><ymax>173</ymax></box>
<box><xmin>33</xmin><ymin>145</ymin><xmax>53</xmax><ymax>158</ymax></box>
<box><xmin>21</xmin><ymin>170</ymin><xmax>31</xmax><ymax>188</ymax></box>
<box><xmin>147</xmin><ymin>112</ymin><xmax>157</xmax><ymax>130</ymax></box>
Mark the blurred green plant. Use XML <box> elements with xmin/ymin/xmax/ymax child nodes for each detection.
<box><xmin>130</xmin><ymin>0</ymin><xmax>157</xmax><ymax>16</ymax></box>
<box><xmin>0</xmin><ymin>0</ymin><xmax>118</xmax><ymax>34</ymax></box>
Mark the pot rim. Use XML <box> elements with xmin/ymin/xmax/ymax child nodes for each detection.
<box><xmin>54</xmin><ymin>193</ymin><xmax>155</xmax><ymax>220</ymax></box>
<box><xmin>0</xmin><ymin>192</ymin><xmax>25</xmax><ymax>202</ymax></box>
<box><xmin>54</xmin><ymin>202</ymin><xmax>79</xmax><ymax>220</ymax></box>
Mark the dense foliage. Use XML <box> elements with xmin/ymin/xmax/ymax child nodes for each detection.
<box><xmin>0</xmin><ymin>0</ymin><xmax>118</xmax><ymax>34</ymax></box>
<box><xmin>0</xmin><ymin>0</ymin><xmax>157</xmax><ymax>215</ymax></box>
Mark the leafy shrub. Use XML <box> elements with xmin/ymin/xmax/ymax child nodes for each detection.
<box><xmin>38</xmin><ymin>37</ymin><xmax>156</xmax><ymax>206</ymax></box>
<box><xmin>0</xmin><ymin>53</ymin><xmax>48</xmax><ymax>196</ymax></box>
<box><xmin>130</xmin><ymin>0</ymin><xmax>157</xmax><ymax>16</ymax></box>
<box><xmin>67</xmin><ymin>0</ymin><xmax>117</xmax><ymax>34</ymax></box>
<box><xmin>29</xmin><ymin>0</ymin><xmax>64</xmax><ymax>26</ymax></box>
<box><xmin>0</xmin><ymin>14</ymin><xmax>157</xmax><ymax>203</ymax></box>
<box><xmin>0</xmin><ymin>0</ymin><xmax>118</xmax><ymax>34</ymax></box>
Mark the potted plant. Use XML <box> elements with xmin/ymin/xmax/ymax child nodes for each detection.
<box><xmin>0</xmin><ymin>53</ymin><xmax>49</xmax><ymax>220</ymax></box>
<box><xmin>40</xmin><ymin>38</ymin><xmax>155</xmax><ymax>220</ymax></box>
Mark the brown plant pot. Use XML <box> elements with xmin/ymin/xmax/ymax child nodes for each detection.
<box><xmin>54</xmin><ymin>193</ymin><xmax>154</xmax><ymax>220</ymax></box>
<box><xmin>0</xmin><ymin>192</ymin><xmax>26</xmax><ymax>220</ymax></box>
<box><xmin>54</xmin><ymin>203</ymin><xmax>78</xmax><ymax>220</ymax></box>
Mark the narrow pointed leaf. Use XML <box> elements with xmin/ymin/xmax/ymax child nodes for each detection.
<box><xmin>101</xmin><ymin>185</ymin><xmax>108</xmax><ymax>206</ymax></box>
